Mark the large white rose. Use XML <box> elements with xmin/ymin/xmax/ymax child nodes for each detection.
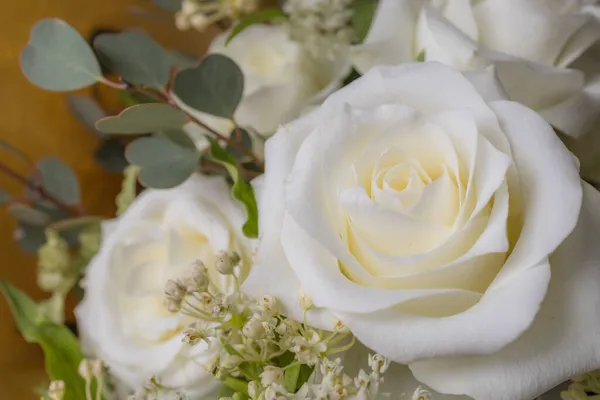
<box><xmin>75</xmin><ymin>175</ymin><xmax>252</xmax><ymax>398</ymax></box>
<box><xmin>183</xmin><ymin>23</ymin><xmax>350</xmax><ymax>144</ymax></box>
<box><xmin>351</xmin><ymin>0</ymin><xmax>600</xmax><ymax>138</ymax></box>
<box><xmin>243</xmin><ymin>62</ymin><xmax>600</xmax><ymax>400</ymax></box>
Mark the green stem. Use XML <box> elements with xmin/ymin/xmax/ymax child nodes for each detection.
<box><xmin>223</xmin><ymin>376</ymin><xmax>249</xmax><ymax>396</ymax></box>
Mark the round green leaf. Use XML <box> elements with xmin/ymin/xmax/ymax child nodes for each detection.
<box><xmin>20</xmin><ymin>19</ymin><xmax>102</xmax><ymax>91</ymax></box>
<box><xmin>37</xmin><ymin>158</ymin><xmax>81</xmax><ymax>206</ymax></box>
<box><xmin>66</xmin><ymin>95</ymin><xmax>106</xmax><ymax>137</ymax></box>
<box><xmin>173</xmin><ymin>54</ymin><xmax>244</xmax><ymax>119</ymax></box>
<box><xmin>126</xmin><ymin>137</ymin><xmax>199</xmax><ymax>189</ymax></box>
<box><xmin>96</xmin><ymin>103</ymin><xmax>187</xmax><ymax>134</ymax></box>
<box><xmin>94</xmin><ymin>30</ymin><xmax>171</xmax><ymax>89</ymax></box>
<box><xmin>9</xmin><ymin>204</ymin><xmax>51</xmax><ymax>226</ymax></box>
<box><xmin>94</xmin><ymin>139</ymin><xmax>128</xmax><ymax>173</ymax></box>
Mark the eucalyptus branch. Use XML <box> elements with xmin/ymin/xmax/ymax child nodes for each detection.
<box><xmin>130</xmin><ymin>87</ymin><xmax>265</xmax><ymax>171</ymax></box>
<box><xmin>0</xmin><ymin>161</ymin><xmax>80</xmax><ymax>215</ymax></box>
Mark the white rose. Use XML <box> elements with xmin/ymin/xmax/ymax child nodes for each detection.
<box><xmin>351</xmin><ymin>0</ymin><xmax>600</xmax><ymax>138</ymax></box>
<box><xmin>75</xmin><ymin>175</ymin><xmax>252</xmax><ymax>398</ymax></box>
<box><xmin>243</xmin><ymin>62</ymin><xmax>600</xmax><ymax>400</ymax></box>
<box><xmin>183</xmin><ymin>23</ymin><xmax>350</xmax><ymax>146</ymax></box>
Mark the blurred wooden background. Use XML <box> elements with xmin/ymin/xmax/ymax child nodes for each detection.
<box><xmin>0</xmin><ymin>1</ymin><xmax>212</xmax><ymax>397</ymax></box>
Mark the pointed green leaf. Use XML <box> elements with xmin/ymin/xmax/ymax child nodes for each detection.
<box><xmin>37</xmin><ymin>158</ymin><xmax>81</xmax><ymax>205</ymax></box>
<box><xmin>20</xmin><ymin>19</ymin><xmax>102</xmax><ymax>91</ymax></box>
<box><xmin>173</xmin><ymin>54</ymin><xmax>244</xmax><ymax>119</ymax></box>
<box><xmin>0</xmin><ymin>281</ymin><xmax>87</xmax><ymax>400</ymax></box>
<box><xmin>96</xmin><ymin>103</ymin><xmax>187</xmax><ymax>134</ymax></box>
<box><xmin>94</xmin><ymin>30</ymin><xmax>171</xmax><ymax>89</ymax></box>
<box><xmin>226</xmin><ymin>9</ymin><xmax>287</xmax><ymax>45</ymax></box>
<box><xmin>66</xmin><ymin>95</ymin><xmax>106</xmax><ymax>137</ymax></box>
<box><xmin>9</xmin><ymin>203</ymin><xmax>51</xmax><ymax>226</ymax></box>
<box><xmin>284</xmin><ymin>364</ymin><xmax>301</xmax><ymax>393</ymax></box>
<box><xmin>0</xmin><ymin>280</ymin><xmax>42</xmax><ymax>340</ymax></box>
<box><xmin>126</xmin><ymin>137</ymin><xmax>200</xmax><ymax>188</ymax></box>
<box><xmin>207</xmin><ymin>137</ymin><xmax>258</xmax><ymax>238</ymax></box>
<box><xmin>353</xmin><ymin>0</ymin><xmax>378</xmax><ymax>43</ymax></box>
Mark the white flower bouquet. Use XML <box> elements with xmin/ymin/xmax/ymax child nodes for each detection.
<box><xmin>3</xmin><ymin>1</ymin><xmax>600</xmax><ymax>400</ymax></box>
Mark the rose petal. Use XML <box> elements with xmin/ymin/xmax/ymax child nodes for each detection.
<box><xmin>487</xmin><ymin>101</ymin><xmax>582</xmax><ymax>290</ymax></box>
<box><xmin>409</xmin><ymin>182</ymin><xmax>600</xmax><ymax>400</ymax></box>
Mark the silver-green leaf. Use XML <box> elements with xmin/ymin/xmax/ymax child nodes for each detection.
<box><xmin>173</xmin><ymin>54</ymin><xmax>244</xmax><ymax>119</ymax></box>
<box><xmin>96</xmin><ymin>103</ymin><xmax>188</xmax><ymax>134</ymax></box>
<box><xmin>20</xmin><ymin>19</ymin><xmax>102</xmax><ymax>91</ymax></box>
<box><xmin>37</xmin><ymin>158</ymin><xmax>81</xmax><ymax>205</ymax></box>
<box><xmin>126</xmin><ymin>137</ymin><xmax>200</xmax><ymax>189</ymax></box>
<box><xmin>94</xmin><ymin>30</ymin><xmax>171</xmax><ymax>89</ymax></box>
<box><xmin>66</xmin><ymin>95</ymin><xmax>106</xmax><ymax>137</ymax></box>
<box><xmin>9</xmin><ymin>204</ymin><xmax>51</xmax><ymax>226</ymax></box>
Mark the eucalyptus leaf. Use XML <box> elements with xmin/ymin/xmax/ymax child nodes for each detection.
<box><xmin>21</xmin><ymin>19</ymin><xmax>102</xmax><ymax>91</ymax></box>
<box><xmin>161</xmin><ymin>129</ymin><xmax>196</xmax><ymax>149</ymax></box>
<box><xmin>15</xmin><ymin>224</ymin><xmax>47</xmax><ymax>253</ymax></box>
<box><xmin>0</xmin><ymin>281</ymin><xmax>88</xmax><ymax>400</ymax></box>
<box><xmin>94</xmin><ymin>30</ymin><xmax>171</xmax><ymax>89</ymax></box>
<box><xmin>9</xmin><ymin>204</ymin><xmax>51</xmax><ymax>226</ymax></box>
<box><xmin>0</xmin><ymin>188</ymin><xmax>11</xmax><ymax>205</ymax></box>
<box><xmin>152</xmin><ymin>0</ymin><xmax>182</xmax><ymax>12</ymax></box>
<box><xmin>118</xmin><ymin>90</ymin><xmax>159</xmax><ymax>107</ymax></box>
<box><xmin>95</xmin><ymin>138</ymin><xmax>128</xmax><ymax>173</ymax></box>
<box><xmin>173</xmin><ymin>54</ymin><xmax>244</xmax><ymax>119</ymax></box>
<box><xmin>353</xmin><ymin>0</ymin><xmax>378</xmax><ymax>43</ymax></box>
<box><xmin>207</xmin><ymin>137</ymin><xmax>258</xmax><ymax>238</ymax></box>
<box><xmin>169</xmin><ymin>50</ymin><xmax>199</xmax><ymax>69</ymax></box>
<box><xmin>226</xmin><ymin>9</ymin><xmax>287</xmax><ymax>45</ymax></box>
<box><xmin>226</xmin><ymin>128</ymin><xmax>252</xmax><ymax>159</ymax></box>
<box><xmin>37</xmin><ymin>158</ymin><xmax>81</xmax><ymax>205</ymax></box>
<box><xmin>96</xmin><ymin>103</ymin><xmax>187</xmax><ymax>134</ymax></box>
<box><xmin>66</xmin><ymin>95</ymin><xmax>106</xmax><ymax>137</ymax></box>
<box><xmin>126</xmin><ymin>137</ymin><xmax>199</xmax><ymax>188</ymax></box>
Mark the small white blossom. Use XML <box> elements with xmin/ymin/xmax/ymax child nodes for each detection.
<box><xmin>368</xmin><ymin>354</ymin><xmax>390</xmax><ymax>375</ymax></box>
<box><xmin>299</xmin><ymin>290</ymin><xmax>313</xmax><ymax>311</ymax></box>
<box><xmin>243</xmin><ymin>315</ymin><xmax>265</xmax><ymax>338</ymax></box>
<box><xmin>411</xmin><ymin>386</ymin><xmax>432</xmax><ymax>400</ymax></box>
<box><xmin>215</xmin><ymin>251</ymin><xmax>240</xmax><ymax>275</ymax></box>
<box><xmin>258</xmin><ymin>295</ymin><xmax>279</xmax><ymax>314</ymax></box>
<box><xmin>48</xmin><ymin>380</ymin><xmax>65</xmax><ymax>400</ymax></box>
<box><xmin>291</xmin><ymin>330</ymin><xmax>327</xmax><ymax>365</ymax></box>
<box><xmin>248</xmin><ymin>381</ymin><xmax>262</xmax><ymax>400</ymax></box>
<box><xmin>78</xmin><ymin>358</ymin><xmax>102</xmax><ymax>380</ymax></box>
<box><xmin>261</xmin><ymin>366</ymin><xmax>285</xmax><ymax>387</ymax></box>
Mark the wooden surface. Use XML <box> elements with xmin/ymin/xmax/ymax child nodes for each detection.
<box><xmin>0</xmin><ymin>1</ymin><xmax>212</xmax><ymax>397</ymax></box>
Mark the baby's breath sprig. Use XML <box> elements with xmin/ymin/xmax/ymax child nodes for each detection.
<box><xmin>161</xmin><ymin>252</ymin><xmax>431</xmax><ymax>400</ymax></box>
<box><xmin>175</xmin><ymin>0</ymin><xmax>261</xmax><ymax>31</ymax></box>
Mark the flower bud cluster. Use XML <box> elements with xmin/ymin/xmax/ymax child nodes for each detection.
<box><xmin>128</xmin><ymin>376</ymin><xmax>188</xmax><ymax>400</ymax></box>
<box><xmin>175</xmin><ymin>0</ymin><xmax>261</xmax><ymax>31</ymax></box>
<box><xmin>283</xmin><ymin>0</ymin><xmax>354</xmax><ymax>60</ymax></box>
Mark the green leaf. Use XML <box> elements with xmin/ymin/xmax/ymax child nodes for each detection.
<box><xmin>415</xmin><ymin>49</ymin><xmax>426</xmax><ymax>62</ymax></box>
<box><xmin>96</xmin><ymin>103</ymin><xmax>187</xmax><ymax>134</ymax></box>
<box><xmin>0</xmin><ymin>281</ymin><xmax>42</xmax><ymax>340</ymax></box>
<box><xmin>207</xmin><ymin>137</ymin><xmax>258</xmax><ymax>238</ymax></box>
<box><xmin>9</xmin><ymin>203</ymin><xmax>51</xmax><ymax>226</ymax></box>
<box><xmin>284</xmin><ymin>364</ymin><xmax>301</xmax><ymax>393</ymax></box>
<box><xmin>118</xmin><ymin>90</ymin><xmax>160</xmax><ymax>107</ymax></box>
<box><xmin>343</xmin><ymin>68</ymin><xmax>362</xmax><ymax>86</ymax></box>
<box><xmin>66</xmin><ymin>95</ymin><xmax>106</xmax><ymax>137</ymax></box>
<box><xmin>95</xmin><ymin>138</ymin><xmax>128</xmax><ymax>173</ymax></box>
<box><xmin>126</xmin><ymin>137</ymin><xmax>199</xmax><ymax>188</ymax></box>
<box><xmin>0</xmin><ymin>188</ymin><xmax>11</xmax><ymax>205</ymax></box>
<box><xmin>223</xmin><ymin>376</ymin><xmax>249</xmax><ymax>396</ymax></box>
<box><xmin>173</xmin><ymin>54</ymin><xmax>244</xmax><ymax>119</ymax></box>
<box><xmin>20</xmin><ymin>19</ymin><xmax>102</xmax><ymax>91</ymax></box>
<box><xmin>353</xmin><ymin>0</ymin><xmax>378</xmax><ymax>43</ymax></box>
<box><xmin>37</xmin><ymin>158</ymin><xmax>81</xmax><ymax>205</ymax></box>
<box><xmin>94</xmin><ymin>30</ymin><xmax>171</xmax><ymax>89</ymax></box>
<box><xmin>168</xmin><ymin>50</ymin><xmax>199</xmax><ymax>70</ymax></box>
<box><xmin>161</xmin><ymin>129</ymin><xmax>196</xmax><ymax>149</ymax></box>
<box><xmin>226</xmin><ymin>128</ymin><xmax>253</xmax><ymax>159</ymax></box>
<box><xmin>296</xmin><ymin>365</ymin><xmax>314</xmax><ymax>391</ymax></box>
<box><xmin>226</xmin><ymin>9</ymin><xmax>287</xmax><ymax>45</ymax></box>
<box><xmin>152</xmin><ymin>0</ymin><xmax>182</xmax><ymax>12</ymax></box>
<box><xmin>0</xmin><ymin>281</ymin><xmax>87</xmax><ymax>400</ymax></box>
<box><xmin>219</xmin><ymin>384</ymin><xmax>236</xmax><ymax>399</ymax></box>
<box><xmin>15</xmin><ymin>224</ymin><xmax>47</xmax><ymax>253</ymax></box>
